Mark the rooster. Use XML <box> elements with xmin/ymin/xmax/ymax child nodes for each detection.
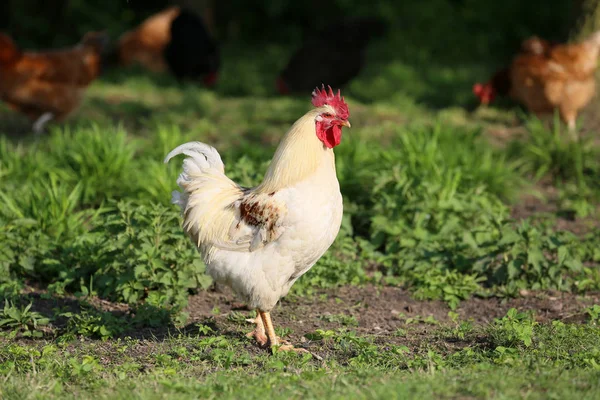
<box><xmin>276</xmin><ymin>17</ymin><xmax>384</xmax><ymax>95</ymax></box>
<box><xmin>110</xmin><ymin>6</ymin><xmax>219</xmax><ymax>86</ymax></box>
<box><xmin>0</xmin><ymin>31</ymin><xmax>109</xmax><ymax>133</ymax></box>
<box><xmin>165</xmin><ymin>86</ymin><xmax>350</xmax><ymax>353</ymax></box>
<box><xmin>473</xmin><ymin>31</ymin><xmax>600</xmax><ymax>134</ymax></box>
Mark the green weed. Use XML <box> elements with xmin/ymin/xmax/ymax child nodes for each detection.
<box><xmin>0</xmin><ymin>300</ymin><xmax>49</xmax><ymax>338</ymax></box>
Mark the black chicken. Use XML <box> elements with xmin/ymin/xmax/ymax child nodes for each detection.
<box><xmin>103</xmin><ymin>7</ymin><xmax>219</xmax><ymax>87</ymax></box>
<box><xmin>164</xmin><ymin>8</ymin><xmax>220</xmax><ymax>86</ymax></box>
<box><xmin>276</xmin><ymin>17</ymin><xmax>385</xmax><ymax>95</ymax></box>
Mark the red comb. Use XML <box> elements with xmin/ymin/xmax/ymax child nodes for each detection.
<box><xmin>311</xmin><ymin>84</ymin><xmax>349</xmax><ymax>120</ymax></box>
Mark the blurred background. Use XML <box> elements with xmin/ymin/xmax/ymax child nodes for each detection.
<box><xmin>0</xmin><ymin>0</ymin><xmax>587</xmax><ymax>50</ymax></box>
<box><xmin>0</xmin><ymin>0</ymin><xmax>593</xmax><ymax>103</ymax></box>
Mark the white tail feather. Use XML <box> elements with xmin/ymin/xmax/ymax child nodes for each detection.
<box><xmin>164</xmin><ymin>141</ymin><xmax>242</xmax><ymax>248</ymax></box>
<box><xmin>164</xmin><ymin>141</ymin><xmax>225</xmax><ymax>174</ymax></box>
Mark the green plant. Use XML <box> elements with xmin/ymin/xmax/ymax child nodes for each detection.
<box><xmin>507</xmin><ymin>116</ymin><xmax>600</xmax><ymax>217</ymax></box>
<box><xmin>319</xmin><ymin>313</ymin><xmax>359</xmax><ymax>327</ymax></box>
<box><xmin>447</xmin><ymin>312</ymin><xmax>474</xmax><ymax>340</ymax></box>
<box><xmin>585</xmin><ymin>304</ymin><xmax>600</xmax><ymax>325</ymax></box>
<box><xmin>0</xmin><ymin>300</ymin><xmax>49</xmax><ymax>338</ymax></box>
<box><xmin>62</xmin><ymin>308</ymin><xmax>126</xmax><ymax>340</ymax></box>
<box><xmin>48</xmin><ymin>125</ymin><xmax>138</xmax><ymax>205</ymax></box>
<box><xmin>42</xmin><ymin>201</ymin><xmax>213</xmax><ymax>310</ymax></box>
<box><xmin>489</xmin><ymin>308</ymin><xmax>537</xmax><ymax>348</ymax></box>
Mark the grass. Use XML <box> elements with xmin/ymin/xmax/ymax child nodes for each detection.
<box><xmin>1</xmin><ymin>4</ymin><xmax>600</xmax><ymax>396</ymax></box>
<box><xmin>2</xmin><ymin>312</ymin><xmax>600</xmax><ymax>399</ymax></box>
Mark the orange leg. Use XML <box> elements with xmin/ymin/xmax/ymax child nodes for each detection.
<box><xmin>257</xmin><ymin>310</ymin><xmax>319</xmax><ymax>358</ymax></box>
<box><xmin>246</xmin><ymin>309</ymin><xmax>268</xmax><ymax>346</ymax></box>
<box><xmin>259</xmin><ymin>311</ymin><xmax>279</xmax><ymax>346</ymax></box>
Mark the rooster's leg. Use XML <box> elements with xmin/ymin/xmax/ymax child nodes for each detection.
<box><xmin>259</xmin><ymin>310</ymin><xmax>317</xmax><ymax>358</ymax></box>
<box><xmin>32</xmin><ymin>112</ymin><xmax>54</xmax><ymax>135</ymax></box>
<box><xmin>246</xmin><ymin>309</ymin><xmax>268</xmax><ymax>346</ymax></box>
<box><xmin>259</xmin><ymin>310</ymin><xmax>279</xmax><ymax>346</ymax></box>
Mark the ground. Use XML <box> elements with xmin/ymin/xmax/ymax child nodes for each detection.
<box><xmin>2</xmin><ymin>30</ymin><xmax>600</xmax><ymax>399</ymax></box>
<box><xmin>20</xmin><ymin>283</ymin><xmax>600</xmax><ymax>343</ymax></box>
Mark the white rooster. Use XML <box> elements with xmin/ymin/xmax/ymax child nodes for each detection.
<box><xmin>165</xmin><ymin>86</ymin><xmax>351</xmax><ymax>353</ymax></box>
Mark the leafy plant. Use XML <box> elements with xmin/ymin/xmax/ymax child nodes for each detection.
<box><xmin>507</xmin><ymin>116</ymin><xmax>600</xmax><ymax>217</ymax></box>
<box><xmin>53</xmin><ymin>201</ymin><xmax>213</xmax><ymax>309</ymax></box>
<box><xmin>48</xmin><ymin>125</ymin><xmax>138</xmax><ymax>205</ymax></box>
<box><xmin>489</xmin><ymin>308</ymin><xmax>537</xmax><ymax>348</ymax></box>
<box><xmin>62</xmin><ymin>308</ymin><xmax>127</xmax><ymax>340</ymax></box>
<box><xmin>0</xmin><ymin>300</ymin><xmax>50</xmax><ymax>338</ymax></box>
<box><xmin>319</xmin><ymin>313</ymin><xmax>359</xmax><ymax>327</ymax></box>
<box><xmin>585</xmin><ymin>305</ymin><xmax>600</xmax><ymax>325</ymax></box>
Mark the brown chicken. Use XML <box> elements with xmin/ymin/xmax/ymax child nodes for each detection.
<box><xmin>519</xmin><ymin>36</ymin><xmax>557</xmax><ymax>57</ymax></box>
<box><xmin>473</xmin><ymin>31</ymin><xmax>600</xmax><ymax>133</ymax></box>
<box><xmin>0</xmin><ymin>31</ymin><xmax>108</xmax><ymax>133</ymax></box>
<box><xmin>115</xmin><ymin>7</ymin><xmax>180</xmax><ymax>74</ymax></box>
<box><xmin>111</xmin><ymin>6</ymin><xmax>219</xmax><ymax>86</ymax></box>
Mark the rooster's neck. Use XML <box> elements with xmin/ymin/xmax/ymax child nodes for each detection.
<box><xmin>256</xmin><ymin>110</ymin><xmax>334</xmax><ymax>194</ymax></box>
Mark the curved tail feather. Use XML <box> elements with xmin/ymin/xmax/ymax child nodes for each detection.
<box><xmin>164</xmin><ymin>141</ymin><xmax>242</xmax><ymax>248</ymax></box>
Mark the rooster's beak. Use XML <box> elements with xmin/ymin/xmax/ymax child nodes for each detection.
<box><xmin>339</xmin><ymin>120</ymin><xmax>351</xmax><ymax>128</ymax></box>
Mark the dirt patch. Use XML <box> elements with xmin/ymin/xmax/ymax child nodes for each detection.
<box><xmin>13</xmin><ymin>283</ymin><xmax>600</xmax><ymax>349</ymax></box>
<box><xmin>182</xmin><ymin>284</ymin><xmax>600</xmax><ymax>341</ymax></box>
<box><xmin>6</xmin><ymin>284</ymin><xmax>600</xmax><ymax>362</ymax></box>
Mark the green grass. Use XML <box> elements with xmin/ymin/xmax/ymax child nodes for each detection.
<box><xmin>2</xmin><ymin>311</ymin><xmax>600</xmax><ymax>399</ymax></box>
<box><xmin>1</xmin><ymin>5</ymin><xmax>600</xmax><ymax>396</ymax></box>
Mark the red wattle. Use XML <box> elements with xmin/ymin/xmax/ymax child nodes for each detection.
<box><xmin>316</xmin><ymin>121</ymin><xmax>342</xmax><ymax>148</ymax></box>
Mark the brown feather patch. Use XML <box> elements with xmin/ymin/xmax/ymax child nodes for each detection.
<box><xmin>238</xmin><ymin>194</ymin><xmax>282</xmax><ymax>241</ymax></box>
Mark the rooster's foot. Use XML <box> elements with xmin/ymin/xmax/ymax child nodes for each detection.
<box><xmin>274</xmin><ymin>343</ymin><xmax>322</xmax><ymax>360</ymax></box>
<box><xmin>246</xmin><ymin>315</ymin><xmax>268</xmax><ymax>347</ymax></box>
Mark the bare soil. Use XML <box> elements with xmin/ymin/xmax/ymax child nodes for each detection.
<box><xmin>18</xmin><ymin>283</ymin><xmax>599</xmax><ymax>342</ymax></box>
<box><xmin>198</xmin><ymin>285</ymin><xmax>600</xmax><ymax>340</ymax></box>
<box><xmin>7</xmin><ymin>283</ymin><xmax>597</xmax><ymax>365</ymax></box>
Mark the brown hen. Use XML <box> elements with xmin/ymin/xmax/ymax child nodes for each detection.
<box><xmin>0</xmin><ymin>31</ymin><xmax>108</xmax><ymax>133</ymax></box>
<box><xmin>474</xmin><ymin>32</ymin><xmax>600</xmax><ymax>134</ymax></box>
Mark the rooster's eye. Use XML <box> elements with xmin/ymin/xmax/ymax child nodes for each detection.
<box><xmin>322</xmin><ymin>113</ymin><xmax>332</xmax><ymax>118</ymax></box>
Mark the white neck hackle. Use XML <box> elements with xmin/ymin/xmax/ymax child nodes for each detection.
<box><xmin>256</xmin><ymin>106</ymin><xmax>336</xmax><ymax>194</ymax></box>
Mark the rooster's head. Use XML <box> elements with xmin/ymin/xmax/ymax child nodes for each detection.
<box><xmin>311</xmin><ymin>85</ymin><xmax>351</xmax><ymax>148</ymax></box>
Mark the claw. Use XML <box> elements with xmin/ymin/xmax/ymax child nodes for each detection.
<box><xmin>251</xmin><ymin>309</ymin><xmax>322</xmax><ymax>359</ymax></box>
<box><xmin>275</xmin><ymin>343</ymin><xmax>323</xmax><ymax>361</ymax></box>
<box><xmin>246</xmin><ymin>314</ymin><xmax>268</xmax><ymax>347</ymax></box>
